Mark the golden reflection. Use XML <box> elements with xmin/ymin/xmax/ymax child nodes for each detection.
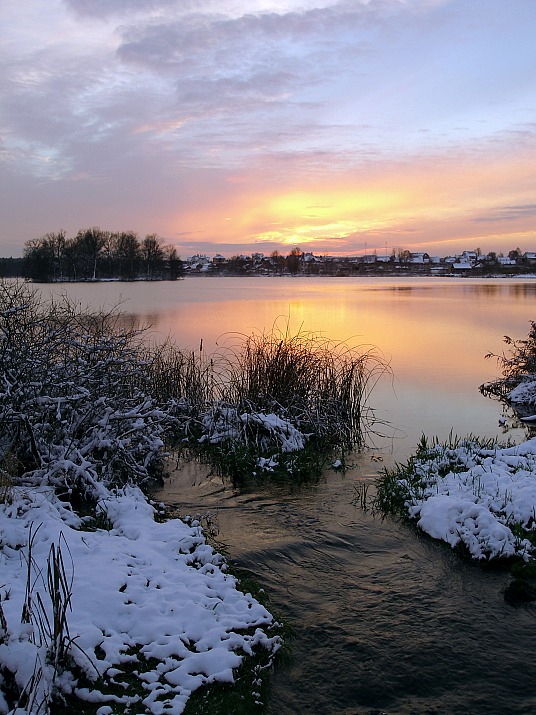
<box><xmin>38</xmin><ymin>276</ymin><xmax>536</xmax><ymax>396</ymax></box>
<box><xmin>149</xmin><ymin>281</ymin><xmax>512</xmax><ymax>390</ymax></box>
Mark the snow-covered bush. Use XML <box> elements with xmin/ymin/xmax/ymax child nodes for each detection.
<box><xmin>0</xmin><ymin>281</ymin><xmax>175</xmax><ymax>501</ymax></box>
<box><xmin>200</xmin><ymin>406</ymin><xmax>306</xmax><ymax>453</ymax></box>
<box><xmin>480</xmin><ymin>321</ymin><xmax>536</xmax><ymax>409</ymax></box>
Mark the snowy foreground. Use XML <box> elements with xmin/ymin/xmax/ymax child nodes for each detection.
<box><xmin>0</xmin><ymin>486</ymin><xmax>281</xmax><ymax>714</ymax></box>
<box><xmin>394</xmin><ymin>436</ymin><xmax>536</xmax><ymax>560</ymax></box>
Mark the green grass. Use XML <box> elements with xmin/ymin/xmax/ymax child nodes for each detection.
<box><xmin>375</xmin><ymin>432</ymin><xmax>509</xmax><ymax>516</ymax></box>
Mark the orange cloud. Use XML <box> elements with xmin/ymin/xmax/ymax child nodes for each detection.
<box><xmin>164</xmin><ymin>136</ymin><xmax>536</xmax><ymax>257</ymax></box>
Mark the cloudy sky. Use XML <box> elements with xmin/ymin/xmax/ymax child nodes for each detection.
<box><xmin>2</xmin><ymin>0</ymin><xmax>536</xmax><ymax>258</ymax></box>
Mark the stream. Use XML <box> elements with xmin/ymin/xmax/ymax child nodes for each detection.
<box><xmin>156</xmin><ymin>454</ymin><xmax>536</xmax><ymax>715</ymax></box>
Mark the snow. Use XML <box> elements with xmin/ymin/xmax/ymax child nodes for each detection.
<box><xmin>509</xmin><ymin>377</ymin><xmax>536</xmax><ymax>406</ymax></box>
<box><xmin>200</xmin><ymin>406</ymin><xmax>306</xmax><ymax>453</ymax></box>
<box><xmin>397</xmin><ymin>436</ymin><xmax>536</xmax><ymax>560</ymax></box>
<box><xmin>0</xmin><ymin>485</ymin><xmax>281</xmax><ymax>714</ymax></box>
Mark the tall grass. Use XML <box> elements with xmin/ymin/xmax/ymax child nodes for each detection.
<box><xmin>142</xmin><ymin>339</ymin><xmax>214</xmax><ymax>412</ymax></box>
<box><xmin>161</xmin><ymin>324</ymin><xmax>390</xmax><ymax>483</ymax></box>
<box><xmin>208</xmin><ymin>325</ymin><xmax>388</xmax><ymax>452</ymax></box>
<box><xmin>0</xmin><ymin>281</ymin><xmax>389</xmax><ymax>490</ymax></box>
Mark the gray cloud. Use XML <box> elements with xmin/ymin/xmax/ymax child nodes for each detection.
<box><xmin>64</xmin><ymin>0</ymin><xmax>183</xmax><ymax>19</ymax></box>
<box><xmin>473</xmin><ymin>204</ymin><xmax>536</xmax><ymax>224</ymax></box>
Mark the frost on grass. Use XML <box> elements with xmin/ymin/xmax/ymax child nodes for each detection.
<box><xmin>379</xmin><ymin>436</ymin><xmax>536</xmax><ymax>561</ymax></box>
<box><xmin>480</xmin><ymin>320</ymin><xmax>536</xmax><ymax>414</ymax></box>
<box><xmin>0</xmin><ymin>283</ymin><xmax>281</xmax><ymax>713</ymax></box>
<box><xmin>0</xmin><ymin>487</ymin><xmax>281</xmax><ymax>714</ymax></box>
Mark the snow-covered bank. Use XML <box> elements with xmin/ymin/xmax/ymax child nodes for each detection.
<box><xmin>0</xmin><ymin>486</ymin><xmax>281</xmax><ymax>714</ymax></box>
<box><xmin>380</xmin><ymin>436</ymin><xmax>536</xmax><ymax>561</ymax></box>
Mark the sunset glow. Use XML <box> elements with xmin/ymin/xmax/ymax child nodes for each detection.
<box><xmin>1</xmin><ymin>0</ymin><xmax>536</xmax><ymax>258</ymax></box>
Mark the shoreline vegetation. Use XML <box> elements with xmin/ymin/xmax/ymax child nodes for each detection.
<box><xmin>2</xmin><ymin>228</ymin><xmax>536</xmax><ymax>281</ymax></box>
<box><xmin>377</xmin><ymin>321</ymin><xmax>536</xmax><ymax>597</ymax></box>
<box><xmin>0</xmin><ymin>280</ymin><xmax>386</xmax><ymax>714</ymax></box>
<box><xmin>3</xmin><ymin>277</ymin><xmax>536</xmax><ymax>711</ymax></box>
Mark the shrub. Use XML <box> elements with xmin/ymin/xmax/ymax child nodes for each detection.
<box><xmin>0</xmin><ymin>281</ymin><xmax>175</xmax><ymax>502</ymax></box>
<box><xmin>480</xmin><ymin>321</ymin><xmax>536</xmax><ymax>404</ymax></box>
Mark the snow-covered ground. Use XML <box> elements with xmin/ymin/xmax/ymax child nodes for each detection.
<box><xmin>392</xmin><ymin>436</ymin><xmax>536</xmax><ymax>561</ymax></box>
<box><xmin>0</xmin><ymin>485</ymin><xmax>281</xmax><ymax>714</ymax></box>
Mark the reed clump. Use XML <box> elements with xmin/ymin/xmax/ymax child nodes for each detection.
<box><xmin>172</xmin><ymin>325</ymin><xmax>389</xmax><ymax>483</ymax></box>
<box><xmin>0</xmin><ymin>281</ymin><xmax>388</xmax><ymax>493</ymax></box>
<box><xmin>218</xmin><ymin>327</ymin><xmax>383</xmax><ymax>445</ymax></box>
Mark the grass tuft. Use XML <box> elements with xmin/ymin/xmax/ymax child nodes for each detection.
<box><xmin>173</xmin><ymin>324</ymin><xmax>390</xmax><ymax>484</ymax></box>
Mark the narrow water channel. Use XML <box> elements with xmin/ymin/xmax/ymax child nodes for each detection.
<box><xmin>156</xmin><ymin>456</ymin><xmax>536</xmax><ymax>715</ymax></box>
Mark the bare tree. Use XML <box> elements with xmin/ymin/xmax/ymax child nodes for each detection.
<box><xmin>141</xmin><ymin>234</ymin><xmax>165</xmax><ymax>278</ymax></box>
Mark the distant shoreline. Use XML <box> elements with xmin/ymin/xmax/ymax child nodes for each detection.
<box><xmin>16</xmin><ymin>271</ymin><xmax>536</xmax><ymax>283</ymax></box>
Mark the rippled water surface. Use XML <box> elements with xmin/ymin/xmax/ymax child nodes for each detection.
<box><xmin>158</xmin><ymin>455</ymin><xmax>536</xmax><ymax>715</ymax></box>
<box><xmin>38</xmin><ymin>276</ymin><xmax>536</xmax><ymax>713</ymax></box>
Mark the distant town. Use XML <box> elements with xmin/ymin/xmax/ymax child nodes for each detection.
<box><xmin>1</xmin><ymin>228</ymin><xmax>536</xmax><ymax>281</ymax></box>
<box><xmin>181</xmin><ymin>248</ymin><xmax>536</xmax><ymax>278</ymax></box>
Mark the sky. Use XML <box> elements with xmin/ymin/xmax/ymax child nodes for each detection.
<box><xmin>1</xmin><ymin>0</ymin><xmax>536</xmax><ymax>259</ymax></box>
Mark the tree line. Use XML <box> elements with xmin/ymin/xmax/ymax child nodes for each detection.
<box><xmin>22</xmin><ymin>228</ymin><xmax>183</xmax><ymax>282</ymax></box>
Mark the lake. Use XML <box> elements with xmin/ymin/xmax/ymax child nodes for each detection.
<box><xmin>39</xmin><ymin>275</ymin><xmax>534</xmax><ymax>460</ymax></box>
<box><xmin>37</xmin><ymin>276</ymin><xmax>536</xmax><ymax>714</ymax></box>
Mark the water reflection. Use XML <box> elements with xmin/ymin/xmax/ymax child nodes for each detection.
<box><xmin>29</xmin><ymin>275</ymin><xmax>536</xmax><ymax>714</ymax></box>
<box><xmin>37</xmin><ymin>276</ymin><xmax>534</xmax><ymax>459</ymax></box>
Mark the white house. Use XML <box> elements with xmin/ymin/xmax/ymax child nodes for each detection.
<box><xmin>410</xmin><ymin>252</ymin><xmax>430</xmax><ymax>264</ymax></box>
<box><xmin>451</xmin><ymin>262</ymin><xmax>473</xmax><ymax>271</ymax></box>
<box><xmin>460</xmin><ymin>250</ymin><xmax>478</xmax><ymax>264</ymax></box>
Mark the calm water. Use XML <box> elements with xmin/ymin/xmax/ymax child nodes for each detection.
<box><xmin>38</xmin><ymin>276</ymin><xmax>536</xmax><ymax>714</ymax></box>
<box><xmin>40</xmin><ymin>275</ymin><xmax>534</xmax><ymax>459</ymax></box>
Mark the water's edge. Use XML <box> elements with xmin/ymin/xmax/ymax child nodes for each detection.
<box><xmin>156</xmin><ymin>458</ymin><xmax>536</xmax><ymax>715</ymax></box>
